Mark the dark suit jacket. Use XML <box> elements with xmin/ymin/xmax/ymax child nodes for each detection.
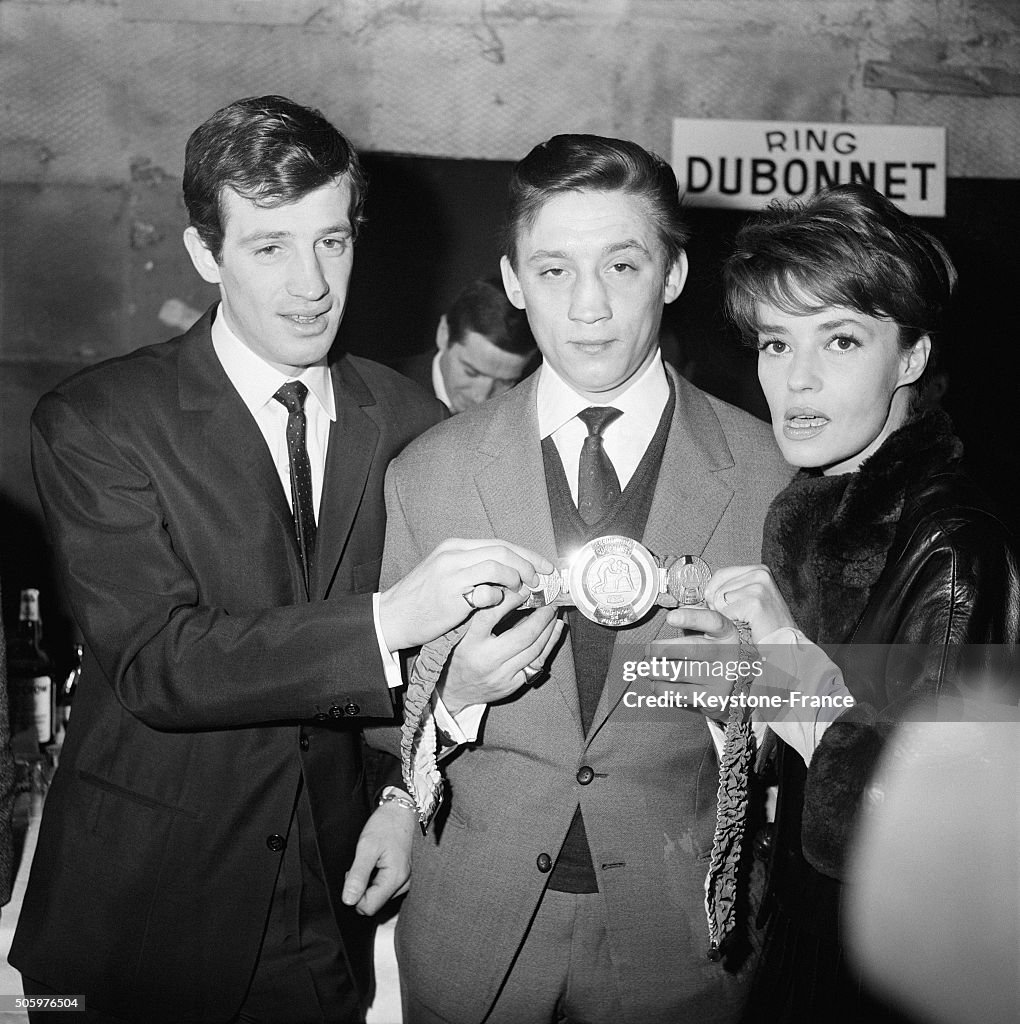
<box><xmin>10</xmin><ymin>308</ymin><xmax>443</xmax><ymax>1021</ymax></box>
<box><xmin>382</xmin><ymin>366</ymin><xmax>793</xmax><ymax>1024</ymax></box>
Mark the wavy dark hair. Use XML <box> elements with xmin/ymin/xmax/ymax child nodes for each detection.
<box><xmin>502</xmin><ymin>134</ymin><xmax>689</xmax><ymax>270</ymax></box>
<box><xmin>183</xmin><ymin>95</ymin><xmax>367</xmax><ymax>261</ymax></box>
<box><xmin>724</xmin><ymin>184</ymin><xmax>956</xmax><ymax>362</ymax></box>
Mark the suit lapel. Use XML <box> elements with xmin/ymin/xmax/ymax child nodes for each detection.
<box><xmin>177</xmin><ymin>311</ymin><xmax>383</xmax><ymax>603</ymax></box>
<box><xmin>472</xmin><ymin>376</ymin><xmax>583</xmax><ymax>731</ymax></box>
<box><xmin>587</xmin><ymin>366</ymin><xmax>736</xmax><ymax>741</ymax></box>
<box><xmin>310</xmin><ymin>359</ymin><xmax>379</xmax><ymax>600</ymax></box>
<box><xmin>177</xmin><ymin>312</ymin><xmax>306</xmax><ymax>597</ymax></box>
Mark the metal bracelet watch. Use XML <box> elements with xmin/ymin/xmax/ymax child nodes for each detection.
<box><xmin>378</xmin><ymin>787</ymin><xmax>417</xmax><ymax>812</ymax></box>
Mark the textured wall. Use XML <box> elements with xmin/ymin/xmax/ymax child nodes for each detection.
<box><xmin>2</xmin><ymin>0</ymin><xmax>1018</xmax><ymax>187</ymax></box>
<box><xmin>2</xmin><ymin>0</ymin><xmax>1016</xmax><ymax>356</ymax></box>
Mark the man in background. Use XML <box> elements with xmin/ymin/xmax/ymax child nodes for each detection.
<box><xmin>395</xmin><ymin>277</ymin><xmax>538</xmax><ymax>412</ymax></box>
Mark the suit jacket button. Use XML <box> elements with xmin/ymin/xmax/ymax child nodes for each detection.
<box><xmin>576</xmin><ymin>765</ymin><xmax>595</xmax><ymax>785</ymax></box>
<box><xmin>343</xmin><ymin>702</ymin><xmax>360</xmax><ymax>717</ymax></box>
<box><xmin>266</xmin><ymin>834</ymin><xmax>286</xmax><ymax>853</ymax></box>
<box><xmin>299</xmin><ymin>736</ymin><xmax>310</xmax><ymax>751</ymax></box>
<box><xmin>536</xmin><ymin>853</ymin><xmax>552</xmax><ymax>873</ymax></box>
<box><xmin>329</xmin><ymin>705</ymin><xmax>343</xmax><ymax>719</ymax></box>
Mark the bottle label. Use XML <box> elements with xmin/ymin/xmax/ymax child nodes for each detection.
<box><xmin>31</xmin><ymin>675</ymin><xmax>53</xmax><ymax>744</ymax></box>
<box><xmin>19</xmin><ymin>588</ymin><xmax>41</xmax><ymax>623</ymax></box>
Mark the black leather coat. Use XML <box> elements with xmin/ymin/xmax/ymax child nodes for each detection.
<box><xmin>744</xmin><ymin>411</ymin><xmax>1019</xmax><ymax>1022</ymax></box>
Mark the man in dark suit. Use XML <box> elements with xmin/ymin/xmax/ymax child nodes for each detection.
<box><xmin>9</xmin><ymin>95</ymin><xmax>550</xmax><ymax>1024</ymax></box>
<box><xmin>382</xmin><ymin>135</ymin><xmax>791</xmax><ymax>1023</ymax></box>
<box><xmin>394</xmin><ymin>278</ymin><xmax>538</xmax><ymax>412</ymax></box>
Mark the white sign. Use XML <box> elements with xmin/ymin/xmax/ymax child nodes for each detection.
<box><xmin>672</xmin><ymin>118</ymin><xmax>946</xmax><ymax>217</ymax></box>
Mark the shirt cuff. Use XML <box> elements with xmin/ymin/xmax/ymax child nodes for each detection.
<box><xmin>707</xmin><ymin>718</ymin><xmax>726</xmax><ymax>759</ymax></box>
<box><xmin>757</xmin><ymin>625</ymin><xmax>808</xmax><ymax>646</ymax></box>
<box><xmin>372</xmin><ymin>592</ymin><xmax>404</xmax><ymax>690</ymax></box>
<box><xmin>753</xmin><ymin>627</ymin><xmax>854</xmax><ymax>765</ymax></box>
<box><xmin>432</xmin><ymin>693</ymin><xmax>485</xmax><ymax>747</ymax></box>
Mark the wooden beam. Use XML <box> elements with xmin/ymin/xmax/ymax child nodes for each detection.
<box><xmin>864</xmin><ymin>61</ymin><xmax>1020</xmax><ymax>98</ymax></box>
<box><xmin>121</xmin><ymin>0</ymin><xmax>327</xmax><ymax>27</ymax></box>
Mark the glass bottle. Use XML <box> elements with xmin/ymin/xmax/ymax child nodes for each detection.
<box><xmin>7</xmin><ymin>587</ymin><xmax>54</xmax><ymax>755</ymax></box>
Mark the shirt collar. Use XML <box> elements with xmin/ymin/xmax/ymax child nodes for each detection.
<box><xmin>211</xmin><ymin>305</ymin><xmax>336</xmax><ymax>420</ymax></box>
<box><xmin>536</xmin><ymin>353</ymin><xmax>669</xmax><ymax>439</ymax></box>
<box><xmin>431</xmin><ymin>350</ymin><xmax>453</xmax><ymax>410</ymax></box>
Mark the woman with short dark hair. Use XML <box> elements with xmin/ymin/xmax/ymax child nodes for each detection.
<box><xmin>668</xmin><ymin>183</ymin><xmax>1019</xmax><ymax>1022</ymax></box>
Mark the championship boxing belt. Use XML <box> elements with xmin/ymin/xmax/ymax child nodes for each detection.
<box><xmin>400</xmin><ymin>536</ymin><xmax>712</xmax><ymax>833</ymax></box>
<box><xmin>520</xmin><ymin>535</ymin><xmax>712</xmax><ymax>625</ymax></box>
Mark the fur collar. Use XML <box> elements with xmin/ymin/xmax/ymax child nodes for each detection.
<box><xmin>762</xmin><ymin>410</ymin><xmax>963</xmax><ymax>643</ymax></box>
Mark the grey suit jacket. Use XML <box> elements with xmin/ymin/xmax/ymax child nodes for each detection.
<box><xmin>382</xmin><ymin>364</ymin><xmax>791</xmax><ymax>1024</ymax></box>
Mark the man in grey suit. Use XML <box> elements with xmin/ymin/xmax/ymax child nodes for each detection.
<box><xmin>382</xmin><ymin>135</ymin><xmax>791</xmax><ymax>1024</ymax></box>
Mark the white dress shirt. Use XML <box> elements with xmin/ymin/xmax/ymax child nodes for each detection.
<box><xmin>537</xmin><ymin>353</ymin><xmax>670</xmax><ymax>500</ymax></box>
<box><xmin>211</xmin><ymin>309</ymin><xmax>335</xmax><ymax>517</ymax></box>
<box><xmin>210</xmin><ymin>306</ymin><xmax>400</xmax><ymax>687</ymax></box>
<box><xmin>431</xmin><ymin>350</ymin><xmax>453</xmax><ymax>411</ymax></box>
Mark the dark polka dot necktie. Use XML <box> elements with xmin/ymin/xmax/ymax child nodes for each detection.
<box><xmin>577</xmin><ymin>406</ymin><xmax>623</xmax><ymax>526</ymax></box>
<box><xmin>273</xmin><ymin>381</ymin><xmax>316</xmax><ymax>591</ymax></box>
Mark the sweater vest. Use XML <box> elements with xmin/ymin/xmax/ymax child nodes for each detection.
<box><xmin>542</xmin><ymin>380</ymin><xmax>675</xmax><ymax>892</ymax></box>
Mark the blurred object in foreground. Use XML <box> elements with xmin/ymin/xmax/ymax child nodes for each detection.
<box><xmin>158</xmin><ymin>297</ymin><xmax>202</xmax><ymax>332</ymax></box>
<box><xmin>846</xmin><ymin>705</ymin><xmax>1020</xmax><ymax>1024</ymax></box>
